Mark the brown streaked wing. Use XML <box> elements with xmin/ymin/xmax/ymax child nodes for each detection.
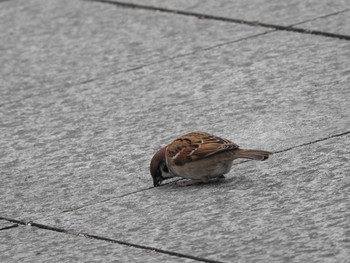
<box><xmin>167</xmin><ymin>132</ymin><xmax>239</xmax><ymax>165</ymax></box>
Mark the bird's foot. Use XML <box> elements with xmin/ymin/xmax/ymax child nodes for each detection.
<box><xmin>217</xmin><ymin>175</ymin><xmax>226</xmax><ymax>180</ymax></box>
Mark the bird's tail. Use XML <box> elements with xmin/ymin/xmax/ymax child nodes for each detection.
<box><xmin>233</xmin><ymin>149</ymin><xmax>272</xmax><ymax>161</ymax></box>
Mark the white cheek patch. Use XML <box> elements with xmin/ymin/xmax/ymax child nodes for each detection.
<box><xmin>162</xmin><ymin>170</ymin><xmax>173</xmax><ymax>178</ymax></box>
<box><xmin>161</xmin><ymin>169</ymin><xmax>173</xmax><ymax>178</ymax></box>
<box><xmin>161</xmin><ymin>163</ymin><xmax>174</xmax><ymax>178</ymax></box>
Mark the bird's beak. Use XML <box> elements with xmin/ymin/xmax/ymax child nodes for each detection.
<box><xmin>153</xmin><ymin>176</ymin><xmax>162</xmax><ymax>187</ymax></box>
<box><xmin>150</xmin><ymin>147</ymin><xmax>167</xmax><ymax>187</ymax></box>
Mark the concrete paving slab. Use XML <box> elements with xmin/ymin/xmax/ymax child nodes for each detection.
<box><xmin>299</xmin><ymin>10</ymin><xmax>350</xmax><ymax>36</ymax></box>
<box><xmin>1</xmin><ymin>31</ymin><xmax>349</xmax><ymax>220</ymax></box>
<box><xmin>37</xmin><ymin>133</ymin><xmax>350</xmax><ymax>263</ymax></box>
<box><xmin>116</xmin><ymin>0</ymin><xmax>350</xmax><ymax>26</ymax></box>
<box><xmin>0</xmin><ymin>0</ymin><xmax>266</xmax><ymax>103</ymax></box>
<box><xmin>0</xmin><ymin>225</ymin><xmax>197</xmax><ymax>262</ymax></box>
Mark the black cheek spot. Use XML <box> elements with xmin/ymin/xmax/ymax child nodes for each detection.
<box><xmin>163</xmin><ymin>164</ymin><xmax>169</xmax><ymax>173</ymax></box>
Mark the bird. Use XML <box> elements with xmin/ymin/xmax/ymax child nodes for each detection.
<box><xmin>150</xmin><ymin>131</ymin><xmax>272</xmax><ymax>187</ymax></box>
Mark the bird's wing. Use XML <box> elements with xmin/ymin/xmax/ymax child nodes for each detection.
<box><xmin>166</xmin><ymin>131</ymin><xmax>239</xmax><ymax>165</ymax></box>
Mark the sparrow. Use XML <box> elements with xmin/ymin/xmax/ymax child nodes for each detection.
<box><xmin>150</xmin><ymin>131</ymin><xmax>272</xmax><ymax>187</ymax></box>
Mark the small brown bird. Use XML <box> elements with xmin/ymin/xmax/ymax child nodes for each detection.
<box><xmin>150</xmin><ymin>131</ymin><xmax>272</xmax><ymax>187</ymax></box>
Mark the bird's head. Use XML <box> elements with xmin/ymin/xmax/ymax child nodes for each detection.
<box><xmin>150</xmin><ymin>146</ymin><xmax>171</xmax><ymax>187</ymax></box>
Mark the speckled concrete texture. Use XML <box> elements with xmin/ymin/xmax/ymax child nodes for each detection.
<box><xmin>38</xmin><ymin>134</ymin><xmax>350</xmax><ymax>262</ymax></box>
<box><xmin>1</xmin><ymin>0</ymin><xmax>350</xmax><ymax>262</ymax></box>
<box><xmin>0</xmin><ymin>0</ymin><xmax>266</xmax><ymax>103</ymax></box>
<box><xmin>0</xmin><ymin>225</ymin><xmax>197</xmax><ymax>263</ymax></box>
<box><xmin>1</xmin><ymin>30</ymin><xmax>349</xmax><ymax>220</ymax></box>
<box><xmin>117</xmin><ymin>0</ymin><xmax>350</xmax><ymax>26</ymax></box>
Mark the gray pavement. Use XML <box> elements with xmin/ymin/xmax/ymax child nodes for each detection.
<box><xmin>0</xmin><ymin>0</ymin><xmax>349</xmax><ymax>262</ymax></box>
<box><xmin>114</xmin><ymin>0</ymin><xmax>350</xmax><ymax>26</ymax></box>
<box><xmin>1</xmin><ymin>225</ymin><xmax>197</xmax><ymax>263</ymax></box>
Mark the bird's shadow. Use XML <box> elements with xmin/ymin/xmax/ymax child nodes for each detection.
<box><xmin>161</xmin><ymin>175</ymin><xmax>254</xmax><ymax>190</ymax></box>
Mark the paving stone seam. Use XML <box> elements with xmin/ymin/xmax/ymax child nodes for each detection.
<box><xmin>60</xmin><ymin>185</ymin><xmax>156</xmax><ymax>212</ymax></box>
<box><xmin>273</xmin><ymin>130</ymin><xmax>350</xmax><ymax>154</ymax></box>
<box><xmin>288</xmin><ymin>8</ymin><xmax>350</xmax><ymax>27</ymax></box>
<box><xmin>87</xmin><ymin>0</ymin><xmax>350</xmax><ymax>40</ymax></box>
<box><xmin>0</xmin><ymin>223</ymin><xmax>18</xmax><ymax>231</ymax></box>
<box><xmin>0</xmin><ymin>217</ymin><xmax>224</xmax><ymax>263</ymax></box>
<box><xmin>37</xmin><ymin>179</ymin><xmax>181</xmax><ymax>219</ymax></box>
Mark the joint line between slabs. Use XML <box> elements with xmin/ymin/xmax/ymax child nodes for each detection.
<box><xmin>273</xmin><ymin>130</ymin><xmax>350</xmax><ymax>154</ymax></box>
<box><xmin>88</xmin><ymin>0</ymin><xmax>350</xmax><ymax>40</ymax></box>
<box><xmin>53</xmin><ymin>179</ymin><xmax>181</xmax><ymax>214</ymax></box>
<box><xmin>0</xmin><ymin>224</ymin><xmax>19</xmax><ymax>231</ymax></box>
<box><xmin>61</xmin><ymin>186</ymin><xmax>155</xmax><ymax>212</ymax></box>
<box><xmin>289</xmin><ymin>8</ymin><xmax>350</xmax><ymax>27</ymax></box>
<box><xmin>0</xmin><ymin>217</ymin><xmax>223</xmax><ymax>263</ymax></box>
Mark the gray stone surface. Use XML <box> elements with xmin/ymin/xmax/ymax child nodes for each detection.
<box><xmin>1</xmin><ymin>30</ymin><xmax>349</xmax><ymax>220</ymax></box>
<box><xmin>0</xmin><ymin>0</ymin><xmax>266</xmax><ymax>103</ymax></box>
<box><xmin>0</xmin><ymin>225</ymin><xmax>196</xmax><ymax>262</ymax></box>
<box><xmin>118</xmin><ymin>0</ymin><xmax>350</xmax><ymax>26</ymax></box>
<box><xmin>299</xmin><ymin>10</ymin><xmax>350</xmax><ymax>36</ymax></box>
<box><xmin>38</xmin><ymin>134</ymin><xmax>350</xmax><ymax>262</ymax></box>
<box><xmin>1</xmin><ymin>0</ymin><xmax>350</xmax><ymax>262</ymax></box>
